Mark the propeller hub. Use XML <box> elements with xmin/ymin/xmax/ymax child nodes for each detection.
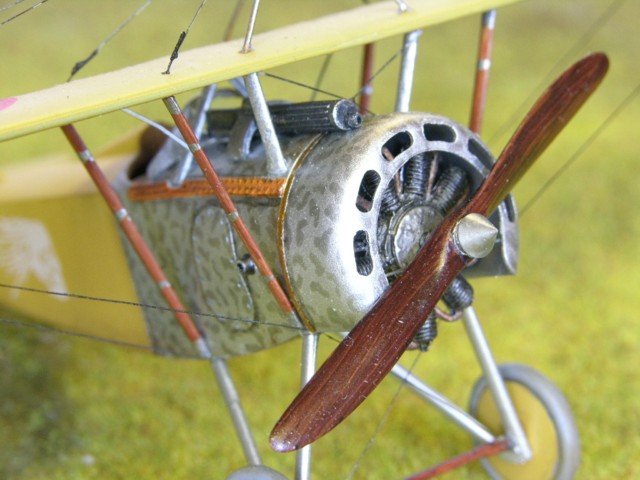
<box><xmin>391</xmin><ymin>205</ymin><xmax>443</xmax><ymax>268</ymax></box>
<box><xmin>453</xmin><ymin>213</ymin><xmax>498</xmax><ymax>259</ymax></box>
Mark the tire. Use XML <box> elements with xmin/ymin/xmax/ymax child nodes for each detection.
<box><xmin>468</xmin><ymin>364</ymin><xmax>580</xmax><ymax>480</ymax></box>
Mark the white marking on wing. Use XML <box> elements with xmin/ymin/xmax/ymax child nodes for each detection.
<box><xmin>0</xmin><ymin>217</ymin><xmax>68</xmax><ymax>301</ymax></box>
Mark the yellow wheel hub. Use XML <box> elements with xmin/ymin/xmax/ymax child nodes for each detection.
<box><xmin>475</xmin><ymin>382</ymin><xmax>559</xmax><ymax>480</ymax></box>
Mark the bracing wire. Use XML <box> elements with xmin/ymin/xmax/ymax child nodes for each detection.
<box><xmin>0</xmin><ymin>0</ymin><xmax>27</xmax><ymax>13</ymax></box>
<box><xmin>1</xmin><ymin>316</ymin><xmax>157</xmax><ymax>352</ymax></box>
<box><xmin>346</xmin><ymin>353</ymin><xmax>423</xmax><ymax>479</ymax></box>
<box><xmin>263</xmin><ymin>72</ymin><xmax>344</xmax><ymax>100</ymax></box>
<box><xmin>520</xmin><ymin>81</ymin><xmax>640</xmax><ymax>216</ymax></box>
<box><xmin>67</xmin><ymin>0</ymin><xmax>153</xmax><ymax>81</ymax></box>
<box><xmin>0</xmin><ymin>0</ymin><xmax>48</xmax><ymax>25</ymax></box>
<box><xmin>310</xmin><ymin>54</ymin><xmax>334</xmax><ymax>101</ymax></box>
<box><xmin>351</xmin><ymin>46</ymin><xmax>403</xmax><ymax>112</ymax></box>
<box><xmin>163</xmin><ymin>0</ymin><xmax>209</xmax><ymax>74</ymax></box>
<box><xmin>0</xmin><ymin>283</ymin><xmax>305</xmax><ymax>333</ymax></box>
<box><xmin>121</xmin><ymin>108</ymin><xmax>189</xmax><ymax>150</ymax></box>
<box><xmin>488</xmin><ymin>0</ymin><xmax>628</xmax><ymax>146</ymax></box>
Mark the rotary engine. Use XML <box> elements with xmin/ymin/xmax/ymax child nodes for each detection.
<box><xmin>277</xmin><ymin>108</ymin><xmax>518</xmax><ymax>332</ymax></box>
<box><xmin>130</xmin><ymin>99</ymin><xmax>518</xmax><ymax>356</ymax></box>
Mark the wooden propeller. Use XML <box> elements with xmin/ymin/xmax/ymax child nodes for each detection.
<box><xmin>270</xmin><ymin>53</ymin><xmax>609</xmax><ymax>453</ymax></box>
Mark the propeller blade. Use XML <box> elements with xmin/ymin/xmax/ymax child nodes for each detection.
<box><xmin>270</xmin><ymin>52</ymin><xmax>609</xmax><ymax>453</ymax></box>
<box><xmin>468</xmin><ymin>52</ymin><xmax>609</xmax><ymax>216</ymax></box>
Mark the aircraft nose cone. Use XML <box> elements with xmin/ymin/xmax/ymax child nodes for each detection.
<box><xmin>453</xmin><ymin>213</ymin><xmax>498</xmax><ymax>259</ymax></box>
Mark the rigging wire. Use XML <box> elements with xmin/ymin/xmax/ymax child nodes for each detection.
<box><xmin>310</xmin><ymin>54</ymin><xmax>334</xmax><ymax>101</ymax></box>
<box><xmin>520</xmin><ymin>81</ymin><xmax>640</xmax><ymax>216</ymax></box>
<box><xmin>163</xmin><ymin>0</ymin><xmax>209</xmax><ymax>74</ymax></box>
<box><xmin>121</xmin><ymin>108</ymin><xmax>189</xmax><ymax>150</ymax></box>
<box><xmin>264</xmin><ymin>44</ymin><xmax>403</xmax><ymax>112</ymax></box>
<box><xmin>0</xmin><ymin>0</ymin><xmax>48</xmax><ymax>25</ymax></box>
<box><xmin>67</xmin><ymin>0</ymin><xmax>153</xmax><ymax>81</ymax></box>
<box><xmin>0</xmin><ymin>283</ymin><xmax>305</xmax><ymax>333</ymax></box>
<box><xmin>222</xmin><ymin>0</ymin><xmax>245</xmax><ymax>42</ymax></box>
<box><xmin>351</xmin><ymin>45</ymin><xmax>403</xmax><ymax>112</ymax></box>
<box><xmin>1</xmin><ymin>316</ymin><xmax>157</xmax><ymax>352</ymax></box>
<box><xmin>263</xmin><ymin>72</ymin><xmax>344</xmax><ymax>101</ymax></box>
<box><xmin>346</xmin><ymin>353</ymin><xmax>423</xmax><ymax>479</ymax></box>
<box><xmin>488</xmin><ymin>0</ymin><xmax>628</xmax><ymax>146</ymax></box>
<box><xmin>0</xmin><ymin>0</ymin><xmax>26</xmax><ymax>13</ymax></box>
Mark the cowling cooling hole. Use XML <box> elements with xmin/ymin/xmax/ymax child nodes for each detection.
<box><xmin>382</xmin><ymin>131</ymin><xmax>412</xmax><ymax>160</ymax></box>
<box><xmin>424</xmin><ymin>123</ymin><xmax>456</xmax><ymax>143</ymax></box>
<box><xmin>356</xmin><ymin>170</ymin><xmax>381</xmax><ymax>212</ymax></box>
<box><xmin>468</xmin><ymin>137</ymin><xmax>494</xmax><ymax>169</ymax></box>
<box><xmin>354</xmin><ymin>230</ymin><xmax>374</xmax><ymax>276</ymax></box>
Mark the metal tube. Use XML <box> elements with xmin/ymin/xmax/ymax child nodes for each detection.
<box><xmin>391</xmin><ymin>363</ymin><xmax>495</xmax><ymax>444</ymax></box>
<box><xmin>211</xmin><ymin>357</ymin><xmax>262</xmax><ymax>466</ymax></box>
<box><xmin>61</xmin><ymin>123</ymin><xmax>210</xmax><ymax>359</ymax></box>
<box><xmin>163</xmin><ymin>96</ymin><xmax>296</xmax><ymax>320</ymax></box>
<box><xmin>243</xmin><ymin>73</ymin><xmax>288</xmax><ymax>176</ymax></box>
<box><xmin>170</xmin><ymin>84</ymin><xmax>217</xmax><ymax>187</ymax></box>
<box><xmin>395</xmin><ymin>30</ymin><xmax>422</xmax><ymax>113</ymax></box>
<box><xmin>358</xmin><ymin>43</ymin><xmax>375</xmax><ymax>114</ymax></box>
<box><xmin>469</xmin><ymin>10</ymin><xmax>496</xmax><ymax>134</ymax></box>
<box><xmin>394</xmin><ymin>0</ymin><xmax>409</xmax><ymax>12</ymax></box>
<box><xmin>241</xmin><ymin>0</ymin><xmax>260</xmax><ymax>53</ymax></box>
<box><xmin>461</xmin><ymin>306</ymin><xmax>532</xmax><ymax>462</ymax></box>
<box><xmin>295</xmin><ymin>333</ymin><xmax>319</xmax><ymax>480</ymax></box>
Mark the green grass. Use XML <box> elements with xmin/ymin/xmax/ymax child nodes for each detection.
<box><xmin>1</xmin><ymin>0</ymin><xmax>639</xmax><ymax>478</ymax></box>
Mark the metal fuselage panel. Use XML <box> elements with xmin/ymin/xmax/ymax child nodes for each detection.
<box><xmin>120</xmin><ymin>193</ymin><xmax>300</xmax><ymax>358</ymax></box>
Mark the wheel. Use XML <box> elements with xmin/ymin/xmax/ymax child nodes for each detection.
<box><xmin>227</xmin><ymin>465</ymin><xmax>288</xmax><ymax>480</ymax></box>
<box><xmin>469</xmin><ymin>364</ymin><xmax>580</xmax><ymax>480</ymax></box>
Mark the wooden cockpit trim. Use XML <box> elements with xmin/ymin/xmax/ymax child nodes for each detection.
<box><xmin>128</xmin><ymin>177</ymin><xmax>287</xmax><ymax>201</ymax></box>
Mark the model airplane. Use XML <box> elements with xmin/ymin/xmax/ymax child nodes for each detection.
<box><xmin>0</xmin><ymin>1</ymin><xmax>609</xmax><ymax>478</ymax></box>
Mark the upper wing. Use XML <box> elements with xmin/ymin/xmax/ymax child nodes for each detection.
<box><xmin>0</xmin><ymin>0</ymin><xmax>522</xmax><ymax>142</ymax></box>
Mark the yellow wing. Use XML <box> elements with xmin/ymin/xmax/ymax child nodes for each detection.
<box><xmin>0</xmin><ymin>0</ymin><xmax>522</xmax><ymax>142</ymax></box>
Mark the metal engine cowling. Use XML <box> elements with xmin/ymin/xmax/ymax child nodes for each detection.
<box><xmin>279</xmin><ymin>112</ymin><xmax>518</xmax><ymax>332</ymax></box>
